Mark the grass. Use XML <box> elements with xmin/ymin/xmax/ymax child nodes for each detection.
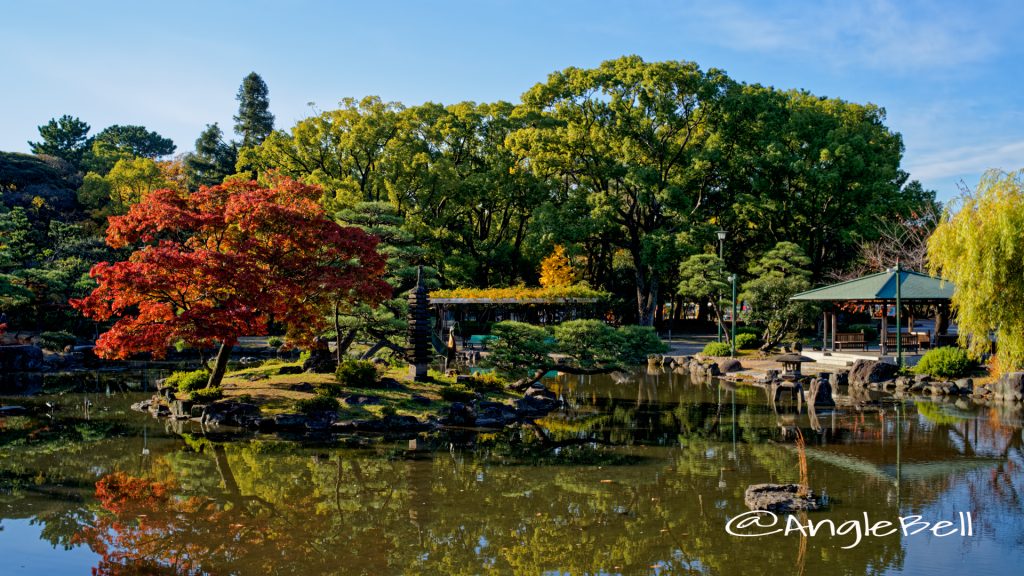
<box><xmin>218</xmin><ymin>360</ymin><xmax>517</xmax><ymax>420</ymax></box>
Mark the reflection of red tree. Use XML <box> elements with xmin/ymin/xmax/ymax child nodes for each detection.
<box><xmin>75</xmin><ymin>470</ymin><xmax>330</xmax><ymax>575</ymax></box>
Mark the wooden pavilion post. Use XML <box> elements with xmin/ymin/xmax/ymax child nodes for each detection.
<box><xmin>880</xmin><ymin>304</ymin><xmax>888</xmax><ymax>356</ymax></box>
<box><xmin>831</xmin><ymin>312</ymin><xmax>837</xmax><ymax>352</ymax></box>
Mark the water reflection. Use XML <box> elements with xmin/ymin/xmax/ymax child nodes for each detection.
<box><xmin>1</xmin><ymin>369</ymin><xmax>1022</xmax><ymax>575</ymax></box>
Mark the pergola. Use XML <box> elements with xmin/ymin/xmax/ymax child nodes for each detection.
<box><xmin>791</xmin><ymin>266</ymin><xmax>954</xmax><ymax>363</ymax></box>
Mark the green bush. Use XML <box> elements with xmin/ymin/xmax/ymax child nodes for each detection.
<box><xmin>846</xmin><ymin>323</ymin><xmax>879</xmax><ymax>341</ymax></box>
<box><xmin>295</xmin><ymin>395</ymin><xmax>340</xmax><ymax>414</ymax></box>
<box><xmin>735</xmin><ymin>326</ymin><xmax>761</xmax><ymax>337</ymax></box>
<box><xmin>189</xmin><ymin>387</ymin><xmax>223</xmax><ymax>403</ymax></box>
<box><xmin>553</xmin><ymin>319</ymin><xmax>620</xmax><ymax>367</ymax></box>
<box><xmin>913</xmin><ymin>347</ymin><xmax>973</xmax><ymax>378</ymax></box>
<box><xmin>38</xmin><ymin>331</ymin><xmax>76</xmax><ymax>351</ymax></box>
<box><xmin>702</xmin><ymin>341</ymin><xmax>732</xmax><ymax>357</ymax></box>
<box><xmin>615</xmin><ymin>325</ymin><xmax>669</xmax><ymax>365</ymax></box>
<box><xmin>462</xmin><ymin>372</ymin><xmax>507</xmax><ymax>392</ymax></box>
<box><xmin>166</xmin><ymin>370</ymin><xmax>210</xmax><ymax>394</ymax></box>
<box><xmin>440</xmin><ymin>385</ymin><xmax>475</xmax><ymax>403</ymax></box>
<box><xmin>314</xmin><ymin>382</ymin><xmax>344</xmax><ymax>397</ymax></box>
<box><xmin>267</xmin><ymin>336</ymin><xmax>284</xmax><ymax>348</ymax></box>
<box><xmin>379</xmin><ymin>405</ymin><xmax>398</xmax><ymax>417</ymax></box>
<box><xmin>734</xmin><ymin>333</ymin><xmax>759</xmax><ymax>350</ymax></box>
<box><xmin>335</xmin><ymin>359</ymin><xmax>379</xmax><ymax>388</ymax></box>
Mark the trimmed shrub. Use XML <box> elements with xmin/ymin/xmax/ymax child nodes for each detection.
<box><xmin>702</xmin><ymin>342</ymin><xmax>732</xmax><ymax>357</ymax></box>
<box><xmin>734</xmin><ymin>333</ymin><xmax>759</xmax><ymax>350</ymax></box>
<box><xmin>913</xmin><ymin>347</ymin><xmax>973</xmax><ymax>379</ymax></box>
<box><xmin>735</xmin><ymin>326</ymin><xmax>761</xmax><ymax>337</ymax></box>
<box><xmin>314</xmin><ymin>382</ymin><xmax>344</xmax><ymax>397</ymax></box>
<box><xmin>189</xmin><ymin>387</ymin><xmax>223</xmax><ymax>403</ymax></box>
<box><xmin>166</xmin><ymin>370</ymin><xmax>210</xmax><ymax>394</ymax></box>
<box><xmin>38</xmin><ymin>331</ymin><xmax>76</xmax><ymax>351</ymax></box>
<box><xmin>335</xmin><ymin>359</ymin><xmax>379</xmax><ymax>388</ymax></box>
<box><xmin>846</xmin><ymin>323</ymin><xmax>879</xmax><ymax>341</ymax></box>
<box><xmin>267</xmin><ymin>336</ymin><xmax>284</xmax><ymax>348</ymax></box>
<box><xmin>440</xmin><ymin>385</ymin><xmax>475</xmax><ymax>403</ymax></box>
<box><xmin>616</xmin><ymin>325</ymin><xmax>669</xmax><ymax>365</ymax></box>
<box><xmin>295</xmin><ymin>395</ymin><xmax>340</xmax><ymax>414</ymax></box>
<box><xmin>462</xmin><ymin>372</ymin><xmax>507</xmax><ymax>393</ymax></box>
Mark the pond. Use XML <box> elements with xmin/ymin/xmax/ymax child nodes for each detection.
<box><xmin>1</xmin><ymin>368</ymin><xmax>1022</xmax><ymax>575</ymax></box>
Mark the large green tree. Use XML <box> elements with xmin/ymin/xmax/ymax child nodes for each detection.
<box><xmin>928</xmin><ymin>169</ymin><xmax>1024</xmax><ymax>369</ymax></box>
<box><xmin>508</xmin><ymin>56</ymin><xmax>731</xmax><ymax>325</ymax></box>
<box><xmin>28</xmin><ymin>115</ymin><xmax>92</xmax><ymax>170</ymax></box>
<box><xmin>234</xmin><ymin>72</ymin><xmax>275</xmax><ymax>148</ymax></box>
<box><xmin>85</xmin><ymin>124</ymin><xmax>176</xmax><ymax>174</ymax></box>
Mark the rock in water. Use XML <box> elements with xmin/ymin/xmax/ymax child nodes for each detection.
<box><xmin>848</xmin><ymin>359</ymin><xmax>898</xmax><ymax>387</ymax></box>
<box><xmin>744</xmin><ymin>483</ymin><xmax>819</xmax><ymax>512</ymax></box>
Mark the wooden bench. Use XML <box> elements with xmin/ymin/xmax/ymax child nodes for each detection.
<box><xmin>884</xmin><ymin>332</ymin><xmax>920</xmax><ymax>353</ymax></box>
<box><xmin>834</xmin><ymin>331</ymin><xmax>867</xmax><ymax>351</ymax></box>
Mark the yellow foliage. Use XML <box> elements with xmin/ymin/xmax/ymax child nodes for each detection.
<box><xmin>539</xmin><ymin>245</ymin><xmax>576</xmax><ymax>288</ymax></box>
<box><xmin>430</xmin><ymin>284</ymin><xmax>608</xmax><ymax>301</ymax></box>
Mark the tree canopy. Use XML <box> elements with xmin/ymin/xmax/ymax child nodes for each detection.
<box><xmin>928</xmin><ymin>169</ymin><xmax>1024</xmax><ymax>370</ymax></box>
<box><xmin>234</xmin><ymin>72</ymin><xmax>275</xmax><ymax>148</ymax></box>
<box><xmin>71</xmin><ymin>177</ymin><xmax>391</xmax><ymax>387</ymax></box>
<box><xmin>28</xmin><ymin>115</ymin><xmax>91</xmax><ymax>170</ymax></box>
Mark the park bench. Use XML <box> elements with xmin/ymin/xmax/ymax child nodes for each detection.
<box><xmin>834</xmin><ymin>331</ymin><xmax>867</xmax><ymax>351</ymax></box>
<box><xmin>884</xmin><ymin>332</ymin><xmax>920</xmax><ymax>353</ymax></box>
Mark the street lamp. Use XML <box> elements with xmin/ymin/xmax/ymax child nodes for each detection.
<box><xmin>716</xmin><ymin>230</ymin><xmax>727</xmax><ymax>342</ymax></box>
<box><xmin>728</xmin><ymin>273</ymin><xmax>737</xmax><ymax>357</ymax></box>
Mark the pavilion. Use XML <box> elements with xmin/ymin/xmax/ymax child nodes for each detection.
<box><xmin>791</xmin><ymin>266</ymin><xmax>954</xmax><ymax>363</ymax></box>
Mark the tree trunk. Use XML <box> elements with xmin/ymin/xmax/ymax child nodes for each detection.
<box><xmin>334</xmin><ymin>301</ymin><xmax>342</xmax><ymax>364</ymax></box>
<box><xmin>206</xmin><ymin>339</ymin><xmax>235</xmax><ymax>389</ymax></box>
<box><xmin>635</xmin><ymin>268</ymin><xmax>659</xmax><ymax>326</ymax></box>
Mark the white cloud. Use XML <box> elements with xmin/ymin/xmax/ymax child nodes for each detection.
<box><xmin>906</xmin><ymin>139</ymin><xmax>1024</xmax><ymax>180</ymax></box>
<box><xmin>680</xmin><ymin>0</ymin><xmax>1007</xmax><ymax>72</ymax></box>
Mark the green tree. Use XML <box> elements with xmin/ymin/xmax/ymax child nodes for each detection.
<box><xmin>183</xmin><ymin>123</ymin><xmax>237</xmax><ymax>189</ymax></box>
<box><xmin>234</xmin><ymin>72</ymin><xmax>275</xmax><ymax>148</ymax></box>
<box><xmin>28</xmin><ymin>115</ymin><xmax>92</xmax><ymax>170</ymax></box>
<box><xmin>332</xmin><ymin>201</ymin><xmax>438</xmax><ymax>361</ymax></box>
<box><xmin>85</xmin><ymin>124</ymin><xmax>176</xmax><ymax>174</ymax></box>
<box><xmin>739</xmin><ymin>241</ymin><xmax>817</xmax><ymax>351</ymax></box>
<box><xmin>928</xmin><ymin>169</ymin><xmax>1024</xmax><ymax>370</ymax></box>
<box><xmin>508</xmin><ymin>56</ymin><xmax>731</xmax><ymax>325</ymax></box>
<box><xmin>677</xmin><ymin>253</ymin><xmax>730</xmax><ymax>341</ymax></box>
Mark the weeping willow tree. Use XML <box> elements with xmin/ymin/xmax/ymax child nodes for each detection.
<box><xmin>928</xmin><ymin>169</ymin><xmax>1024</xmax><ymax>371</ymax></box>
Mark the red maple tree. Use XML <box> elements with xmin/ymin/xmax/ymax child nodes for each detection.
<box><xmin>72</xmin><ymin>177</ymin><xmax>390</xmax><ymax>387</ymax></box>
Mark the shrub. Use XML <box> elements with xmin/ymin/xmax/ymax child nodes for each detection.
<box><xmin>615</xmin><ymin>325</ymin><xmax>668</xmax><ymax>365</ymax></box>
<box><xmin>913</xmin><ymin>347</ymin><xmax>973</xmax><ymax>379</ymax></box>
<box><xmin>380</xmin><ymin>405</ymin><xmax>398</xmax><ymax>417</ymax></box>
<box><xmin>189</xmin><ymin>387</ymin><xmax>223</xmax><ymax>403</ymax></box>
<box><xmin>440</xmin><ymin>385</ymin><xmax>475</xmax><ymax>403</ymax></box>
<box><xmin>462</xmin><ymin>371</ymin><xmax>507</xmax><ymax>392</ymax></box>
<box><xmin>702</xmin><ymin>341</ymin><xmax>732</xmax><ymax>357</ymax></box>
<box><xmin>38</xmin><ymin>331</ymin><xmax>76</xmax><ymax>351</ymax></box>
<box><xmin>734</xmin><ymin>333</ymin><xmax>759</xmax><ymax>350</ymax></box>
<box><xmin>735</xmin><ymin>326</ymin><xmax>761</xmax><ymax>337</ymax></box>
<box><xmin>267</xmin><ymin>336</ymin><xmax>284</xmax><ymax>348</ymax></box>
<box><xmin>483</xmin><ymin>321</ymin><xmax>554</xmax><ymax>378</ymax></box>
<box><xmin>295</xmin><ymin>395</ymin><xmax>340</xmax><ymax>414</ymax></box>
<box><xmin>166</xmin><ymin>370</ymin><xmax>210</xmax><ymax>394</ymax></box>
<box><xmin>553</xmin><ymin>319</ymin><xmax>620</xmax><ymax>367</ymax></box>
<box><xmin>846</xmin><ymin>323</ymin><xmax>879</xmax><ymax>341</ymax></box>
<box><xmin>335</xmin><ymin>359</ymin><xmax>379</xmax><ymax>388</ymax></box>
<box><xmin>314</xmin><ymin>382</ymin><xmax>344</xmax><ymax>397</ymax></box>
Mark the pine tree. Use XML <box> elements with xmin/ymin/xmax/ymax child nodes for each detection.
<box><xmin>28</xmin><ymin>115</ymin><xmax>92</xmax><ymax>170</ymax></box>
<box><xmin>183</xmin><ymin>123</ymin><xmax>237</xmax><ymax>189</ymax></box>
<box><xmin>234</xmin><ymin>72</ymin><xmax>274</xmax><ymax>148</ymax></box>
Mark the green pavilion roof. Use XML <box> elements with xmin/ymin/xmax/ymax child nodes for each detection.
<box><xmin>791</xmin><ymin>269</ymin><xmax>953</xmax><ymax>303</ymax></box>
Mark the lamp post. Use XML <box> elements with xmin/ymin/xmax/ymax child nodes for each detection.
<box><xmin>728</xmin><ymin>273</ymin><xmax>737</xmax><ymax>357</ymax></box>
<box><xmin>717</xmin><ymin>230</ymin><xmax>727</xmax><ymax>343</ymax></box>
<box><xmin>895</xmin><ymin>259</ymin><xmax>903</xmax><ymax>367</ymax></box>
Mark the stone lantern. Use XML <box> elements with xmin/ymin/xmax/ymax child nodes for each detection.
<box><xmin>774</xmin><ymin>353</ymin><xmax>815</xmax><ymax>380</ymax></box>
<box><xmin>406</xmin><ymin>266</ymin><xmax>432</xmax><ymax>381</ymax></box>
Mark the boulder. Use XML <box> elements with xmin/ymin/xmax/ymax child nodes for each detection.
<box><xmin>201</xmin><ymin>400</ymin><xmax>261</xmax><ymax>428</ymax></box>
<box><xmin>302</xmin><ymin>348</ymin><xmax>336</xmax><ymax>374</ymax></box>
<box><xmin>828</xmin><ymin>371</ymin><xmax>848</xmax><ymax>388</ymax></box>
<box><xmin>991</xmin><ymin>372</ymin><xmax>1024</xmax><ymax>403</ymax></box>
<box><xmin>475</xmin><ymin>401</ymin><xmax>518</xmax><ymax>428</ymax></box>
<box><xmin>277</xmin><ymin>365</ymin><xmax>304</xmax><ymax>375</ymax></box>
<box><xmin>344</xmin><ymin>394</ymin><xmax>381</xmax><ymax>405</ymax></box>
<box><xmin>848</xmin><ymin>359</ymin><xmax>898</xmax><ymax>387</ymax></box>
<box><xmin>410</xmin><ymin>394</ymin><xmax>432</xmax><ymax>405</ymax></box>
<box><xmin>515</xmin><ymin>395</ymin><xmax>558</xmax><ymax>419</ymax></box>
<box><xmin>445</xmin><ymin>402</ymin><xmax>477</xmax><ymax>426</ymax></box>
<box><xmin>744</xmin><ymin>483</ymin><xmax>819</xmax><ymax>512</ymax></box>
<box><xmin>524</xmin><ymin>386</ymin><xmax>556</xmax><ymax>400</ymax></box>
<box><xmin>0</xmin><ymin>345</ymin><xmax>44</xmax><ymax>372</ymax></box>
<box><xmin>716</xmin><ymin>358</ymin><xmax>744</xmax><ymax>373</ymax></box>
<box><xmin>807</xmin><ymin>377</ymin><xmax>835</xmax><ymax>406</ymax></box>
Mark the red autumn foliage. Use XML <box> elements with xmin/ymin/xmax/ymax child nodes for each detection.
<box><xmin>71</xmin><ymin>177</ymin><xmax>391</xmax><ymax>359</ymax></box>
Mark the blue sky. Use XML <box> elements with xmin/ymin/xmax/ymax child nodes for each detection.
<box><xmin>2</xmin><ymin>0</ymin><xmax>1022</xmax><ymax>202</ymax></box>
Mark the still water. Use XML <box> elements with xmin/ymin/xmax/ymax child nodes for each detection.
<box><xmin>1</xmin><ymin>368</ymin><xmax>1022</xmax><ymax>575</ymax></box>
